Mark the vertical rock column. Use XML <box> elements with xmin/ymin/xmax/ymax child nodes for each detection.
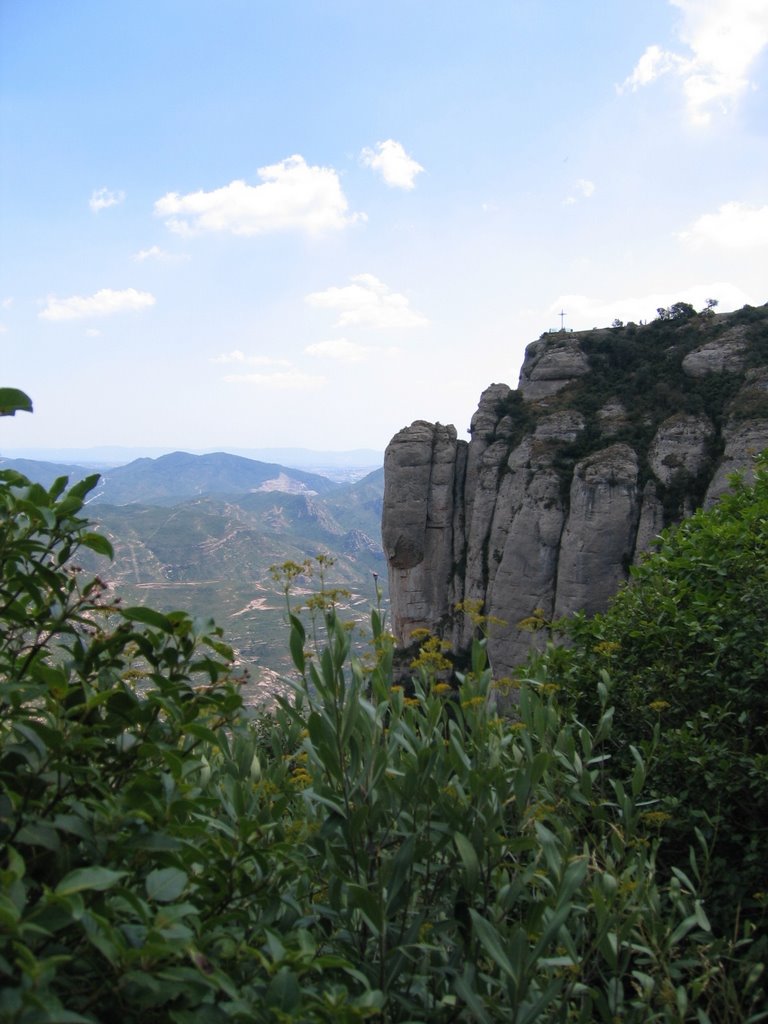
<box><xmin>382</xmin><ymin>422</ymin><xmax>461</xmax><ymax>645</ymax></box>
<box><xmin>553</xmin><ymin>444</ymin><xmax>641</xmax><ymax>619</ymax></box>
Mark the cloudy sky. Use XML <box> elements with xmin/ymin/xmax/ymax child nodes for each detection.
<box><xmin>2</xmin><ymin>0</ymin><xmax>767</xmax><ymax>455</ymax></box>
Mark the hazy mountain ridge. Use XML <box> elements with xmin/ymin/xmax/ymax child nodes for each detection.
<box><xmin>87</xmin><ymin>451</ymin><xmax>339</xmax><ymax>505</ymax></box>
<box><xmin>1</xmin><ymin>446</ymin><xmax>383</xmax><ymax>481</ymax></box>
<box><xmin>0</xmin><ymin>449</ymin><xmax>368</xmax><ymax>503</ymax></box>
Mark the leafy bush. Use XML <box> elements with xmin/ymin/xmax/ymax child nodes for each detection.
<box><xmin>2</xmin><ymin>391</ymin><xmax>766</xmax><ymax>1020</ymax></box>
<box><xmin>538</xmin><ymin>460</ymin><xmax>768</xmax><ymax>952</ymax></box>
<box><xmin>0</xmin><ymin>467</ymin><xmax>312</xmax><ymax>1021</ymax></box>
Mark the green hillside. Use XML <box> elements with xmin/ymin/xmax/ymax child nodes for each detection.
<box><xmin>89</xmin><ymin>450</ymin><xmax>338</xmax><ymax>505</ymax></box>
<box><xmin>80</xmin><ymin>472</ymin><xmax>386</xmax><ymax>701</ymax></box>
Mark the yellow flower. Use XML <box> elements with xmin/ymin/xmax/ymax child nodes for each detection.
<box><xmin>640</xmin><ymin>810</ymin><xmax>672</xmax><ymax>827</ymax></box>
<box><xmin>539</xmin><ymin>682</ymin><xmax>560</xmax><ymax>695</ymax></box>
<box><xmin>594</xmin><ymin>640</ymin><xmax>621</xmax><ymax>656</ymax></box>
<box><xmin>290</xmin><ymin>767</ymin><xmax>312</xmax><ymax>789</ymax></box>
<box><xmin>410</xmin><ymin>633</ymin><xmax>453</xmax><ymax>674</ymax></box>
<box><xmin>518</xmin><ymin>608</ymin><xmax>548</xmax><ymax>632</ymax></box>
<box><xmin>493</xmin><ymin>676</ymin><xmax>520</xmax><ymax>692</ymax></box>
<box><xmin>647</xmin><ymin>700</ymin><xmax>671</xmax><ymax>712</ymax></box>
<box><xmin>409</xmin><ymin>627</ymin><xmax>432</xmax><ymax>640</ymax></box>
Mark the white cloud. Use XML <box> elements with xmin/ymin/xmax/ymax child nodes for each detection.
<box><xmin>620</xmin><ymin>43</ymin><xmax>685</xmax><ymax>91</ymax></box>
<box><xmin>620</xmin><ymin>0</ymin><xmax>768</xmax><ymax>124</ymax></box>
<box><xmin>85</xmin><ymin>328</ymin><xmax>102</xmax><ymax>337</ymax></box>
<box><xmin>680</xmin><ymin>201</ymin><xmax>768</xmax><ymax>247</ymax></box>
<box><xmin>360</xmin><ymin>139</ymin><xmax>424</xmax><ymax>190</ymax></box>
<box><xmin>133</xmin><ymin>245</ymin><xmax>190</xmax><ymax>262</ymax></box>
<box><xmin>305</xmin><ymin>338</ymin><xmax>367</xmax><ymax>362</ymax></box>
<box><xmin>564</xmin><ymin>179</ymin><xmax>596</xmax><ymax>205</ymax></box>
<box><xmin>39</xmin><ymin>288</ymin><xmax>156</xmax><ymax>321</ymax></box>
<box><xmin>211</xmin><ymin>350</ymin><xmax>291</xmax><ymax>367</ymax></box>
<box><xmin>1</xmin><ymin>297</ymin><xmax>13</xmax><ymax>310</ymax></box>
<box><xmin>305</xmin><ymin>273</ymin><xmax>429</xmax><ymax>329</ymax></box>
<box><xmin>89</xmin><ymin>187</ymin><xmax>126</xmax><ymax>212</ymax></box>
<box><xmin>0</xmin><ymin>324</ymin><xmax>7</xmax><ymax>334</ymax></box>
<box><xmin>222</xmin><ymin>370</ymin><xmax>326</xmax><ymax>390</ymax></box>
<box><xmin>304</xmin><ymin>338</ymin><xmax>401</xmax><ymax>362</ymax></box>
<box><xmin>550</xmin><ymin>282</ymin><xmax>756</xmax><ymax>329</ymax></box>
<box><xmin>154</xmin><ymin>155</ymin><xmax>363</xmax><ymax>236</ymax></box>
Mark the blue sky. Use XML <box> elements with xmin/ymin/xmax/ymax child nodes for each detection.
<box><xmin>2</xmin><ymin>0</ymin><xmax>767</xmax><ymax>454</ymax></box>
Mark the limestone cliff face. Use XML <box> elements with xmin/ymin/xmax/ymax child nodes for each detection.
<box><xmin>382</xmin><ymin>303</ymin><xmax>768</xmax><ymax>677</ymax></box>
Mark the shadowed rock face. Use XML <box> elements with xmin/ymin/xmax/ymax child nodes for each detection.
<box><xmin>382</xmin><ymin>304</ymin><xmax>768</xmax><ymax>677</ymax></box>
<box><xmin>382</xmin><ymin>421</ymin><xmax>462</xmax><ymax>641</ymax></box>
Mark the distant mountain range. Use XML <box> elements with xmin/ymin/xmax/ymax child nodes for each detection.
<box><xmin>87</xmin><ymin>451</ymin><xmax>339</xmax><ymax>506</ymax></box>
<box><xmin>1</xmin><ymin>445</ymin><xmax>383</xmax><ymax>480</ymax></box>
<box><xmin>1</xmin><ymin>451</ymin><xmax>386</xmax><ymax>703</ymax></box>
<box><xmin>0</xmin><ymin>450</ymin><xmax>339</xmax><ymax>503</ymax></box>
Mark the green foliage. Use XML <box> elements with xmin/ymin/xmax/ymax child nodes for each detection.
<box><xmin>543</xmin><ymin>303</ymin><xmax>768</xmax><ymax>519</ymax></box>
<box><xmin>2</xmin><ymin>438</ymin><xmax>766</xmax><ymax>1018</ymax></box>
<box><xmin>0</xmin><ymin>469</ymin><xmax>367</xmax><ymax>1022</ymax></box>
<box><xmin>540</xmin><ymin>459</ymin><xmax>768</xmax><ymax>951</ymax></box>
<box><xmin>273</xmin><ymin>599</ymin><xmax>759</xmax><ymax>1022</ymax></box>
<box><xmin>655</xmin><ymin>303</ymin><xmax>697</xmax><ymax>322</ymax></box>
<box><xmin>0</xmin><ymin>389</ymin><xmax>33</xmax><ymax>417</ymax></box>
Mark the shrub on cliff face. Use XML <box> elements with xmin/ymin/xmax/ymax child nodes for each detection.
<box><xmin>537</xmin><ymin>458</ymin><xmax>768</xmax><ymax>947</ymax></box>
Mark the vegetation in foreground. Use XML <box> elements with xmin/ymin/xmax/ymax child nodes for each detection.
<box><xmin>1</xmin><ymin>388</ymin><xmax>766</xmax><ymax>1022</ymax></box>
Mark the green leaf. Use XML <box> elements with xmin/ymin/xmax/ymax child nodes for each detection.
<box><xmin>0</xmin><ymin>387</ymin><xmax>33</xmax><ymax>416</ymax></box>
<box><xmin>693</xmin><ymin>899</ymin><xmax>711</xmax><ymax>932</ymax></box>
<box><xmin>454</xmin><ymin>831</ymin><xmax>480</xmax><ymax>891</ymax></box>
<box><xmin>80</xmin><ymin>531</ymin><xmax>114</xmax><ymax>559</ymax></box>
<box><xmin>289</xmin><ymin>617</ymin><xmax>306</xmax><ymax>674</ymax></box>
<box><xmin>267</xmin><ymin>967</ymin><xmax>300</xmax><ymax>1013</ymax></box>
<box><xmin>55</xmin><ymin>867</ymin><xmax>127</xmax><ymax>896</ymax></box>
<box><xmin>146</xmin><ymin>867</ymin><xmax>188</xmax><ymax>903</ymax></box>
<box><xmin>469</xmin><ymin>909</ymin><xmax>516</xmax><ymax>981</ymax></box>
<box><xmin>122</xmin><ymin>606</ymin><xmax>174</xmax><ymax>631</ymax></box>
<box><xmin>347</xmin><ymin>883</ymin><xmax>383</xmax><ymax>935</ymax></box>
<box><xmin>453</xmin><ymin>963</ymin><xmax>493</xmax><ymax>1024</ymax></box>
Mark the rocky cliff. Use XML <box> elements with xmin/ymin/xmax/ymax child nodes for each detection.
<box><xmin>382</xmin><ymin>302</ymin><xmax>768</xmax><ymax>678</ymax></box>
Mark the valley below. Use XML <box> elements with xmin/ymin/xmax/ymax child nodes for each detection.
<box><xmin>1</xmin><ymin>451</ymin><xmax>387</xmax><ymax>705</ymax></box>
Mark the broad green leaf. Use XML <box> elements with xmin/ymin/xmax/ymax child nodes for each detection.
<box><xmin>0</xmin><ymin>387</ymin><xmax>33</xmax><ymax>415</ymax></box>
<box><xmin>145</xmin><ymin>866</ymin><xmax>188</xmax><ymax>903</ymax></box>
<box><xmin>80</xmin><ymin>531</ymin><xmax>114</xmax><ymax>559</ymax></box>
<box><xmin>267</xmin><ymin>967</ymin><xmax>300</xmax><ymax>1012</ymax></box>
<box><xmin>122</xmin><ymin>606</ymin><xmax>174</xmax><ymax>631</ymax></box>
<box><xmin>55</xmin><ymin>867</ymin><xmax>126</xmax><ymax>896</ymax></box>
<box><xmin>347</xmin><ymin>883</ymin><xmax>383</xmax><ymax>935</ymax></box>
